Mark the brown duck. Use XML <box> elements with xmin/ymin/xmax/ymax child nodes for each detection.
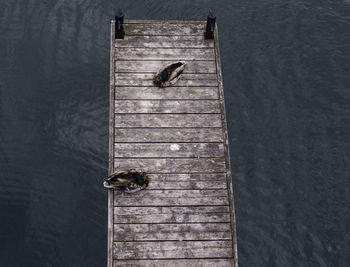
<box><xmin>153</xmin><ymin>61</ymin><xmax>186</xmax><ymax>87</ymax></box>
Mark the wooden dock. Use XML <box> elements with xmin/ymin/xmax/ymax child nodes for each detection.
<box><xmin>108</xmin><ymin>18</ymin><xmax>238</xmax><ymax>267</ymax></box>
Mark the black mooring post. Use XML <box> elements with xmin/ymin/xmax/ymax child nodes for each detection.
<box><xmin>115</xmin><ymin>10</ymin><xmax>124</xmax><ymax>39</ymax></box>
<box><xmin>204</xmin><ymin>11</ymin><xmax>216</xmax><ymax>39</ymax></box>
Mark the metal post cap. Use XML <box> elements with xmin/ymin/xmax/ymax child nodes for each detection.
<box><xmin>208</xmin><ymin>11</ymin><xmax>216</xmax><ymax>19</ymax></box>
<box><xmin>116</xmin><ymin>10</ymin><xmax>124</xmax><ymax>18</ymax></box>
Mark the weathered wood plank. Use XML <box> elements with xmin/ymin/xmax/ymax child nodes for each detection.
<box><xmin>115</xmin><ymin>100</ymin><xmax>220</xmax><ymax>114</ymax></box>
<box><xmin>124</xmin><ymin>20</ymin><xmax>206</xmax><ymax>24</ymax></box>
<box><xmin>114</xmin><ymin>143</ymin><xmax>224</xmax><ymax>158</ymax></box>
<box><xmin>116</xmin><ymin>77</ymin><xmax>216</xmax><ymax>87</ymax></box>
<box><xmin>114</xmin><ymin>206</ymin><xmax>231</xmax><ymax>223</ymax></box>
<box><xmin>113</xmin><ymin>240</ymin><xmax>233</xmax><ymax>259</ymax></box>
<box><xmin>115</xmin><ymin>114</ymin><xmax>222</xmax><ymax>128</ymax></box>
<box><xmin>115</xmin><ymin>128</ymin><xmax>223</xmax><ymax>143</ymax></box>
<box><xmin>115</xmin><ymin>48</ymin><xmax>215</xmax><ymax>61</ymax></box>
<box><xmin>123</xmin><ymin>23</ymin><xmax>206</xmax><ymax>36</ymax></box>
<box><xmin>114</xmin><ymin>189</ymin><xmax>229</xmax><ymax>206</ymax></box>
<box><xmin>115</xmin><ymin>36</ymin><xmax>214</xmax><ymax>48</ymax></box>
<box><xmin>115</xmin><ymin>73</ymin><xmax>217</xmax><ymax>87</ymax></box>
<box><xmin>108</xmin><ymin>20</ymin><xmax>116</xmax><ymax>267</ymax></box>
<box><xmin>113</xmin><ymin>259</ymin><xmax>233</xmax><ymax>267</ymax></box>
<box><xmin>214</xmin><ymin>24</ymin><xmax>239</xmax><ymax>267</ymax></box>
<box><xmin>113</xmin><ymin>158</ymin><xmax>226</xmax><ymax>173</ymax></box>
<box><xmin>144</xmin><ymin>173</ymin><xmax>227</xmax><ymax>190</ymax></box>
<box><xmin>115</xmin><ymin>86</ymin><xmax>219</xmax><ymax>100</ymax></box>
<box><xmin>115</xmin><ymin>60</ymin><xmax>216</xmax><ymax>73</ymax></box>
<box><xmin>114</xmin><ymin>223</ymin><xmax>232</xmax><ymax>241</ymax></box>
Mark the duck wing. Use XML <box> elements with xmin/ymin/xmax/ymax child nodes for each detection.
<box><xmin>103</xmin><ymin>169</ymin><xmax>149</xmax><ymax>193</ymax></box>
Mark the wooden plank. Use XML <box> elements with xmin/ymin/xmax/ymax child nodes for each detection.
<box><xmin>115</xmin><ymin>114</ymin><xmax>222</xmax><ymax>128</ymax></box>
<box><xmin>114</xmin><ymin>189</ymin><xmax>229</xmax><ymax>206</ymax></box>
<box><xmin>113</xmin><ymin>240</ymin><xmax>233</xmax><ymax>259</ymax></box>
<box><xmin>113</xmin><ymin>158</ymin><xmax>226</xmax><ymax>173</ymax></box>
<box><xmin>124</xmin><ymin>20</ymin><xmax>206</xmax><ymax>24</ymax></box>
<box><xmin>114</xmin><ymin>206</ymin><xmax>231</xmax><ymax>223</ymax></box>
<box><xmin>115</xmin><ymin>60</ymin><xmax>216</xmax><ymax>73</ymax></box>
<box><xmin>113</xmin><ymin>259</ymin><xmax>233</xmax><ymax>267</ymax></box>
<box><xmin>108</xmin><ymin>20</ymin><xmax>115</xmax><ymax>267</ymax></box>
<box><xmin>123</xmin><ymin>23</ymin><xmax>206</xmax><ymax>36</ymax></box>
<box><xmin>115</xmin><ymin>128</ymin><xmax>223</xmax><ymax>143</ymax></box>
<box><xmin>114</xmin><ymin>223</ymin><xmax>232</xmax><ymax>241</ymax></box>
<box><xmin>115</xmin><ymin>73</ymin><xmax>217</xmax><ymax>87</ymax></box>
<box><xmin>214</xmin><ymin>24</ymin><xmax>239</xmax><ymax>267</ymax></box>
<box><xmin>114</xmin><ymin>143</ymin><xmax>224</xmax><ymax>158</ymax></box>
<box><xmin>115</xmin><ymin>36</ymin><xmax>214</xmax><ymax>48</ymax></box>
<box><xmin>115</xmin><ymin>48</ymin><xmax>215</xmax><ymax>61</ymax></box>
<box><xmin>115</xmin><ymin>86</ymin><xmax>219</xmax><ymax>100</ymax></box>
<box><xmin>115</xmin><ymin>100</ymin><xmax>220</xmax><ymax>114</ymax></box>
<box><xmin>144</xmin><ymin>173</ymin><xmax>227</xmax><ymax>190</ymax></box>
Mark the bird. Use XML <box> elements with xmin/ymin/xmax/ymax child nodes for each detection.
<box><xmin>153</xmin><ymin>61</ymin><xmax>186</xmax><ymax>87</ymax></box>
<box><xmin>103</xmin><ymin>169</ymin><xmax>149</xmax><ymax>193</ymax></box>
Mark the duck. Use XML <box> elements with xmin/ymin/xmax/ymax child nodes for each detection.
<box><xmin>103</xmin><ymin>169</ymin><xmax>149</xmax><ymax>193</ymax></box>
<box><xmin>153</xmin><ymin>61</ymin><xmax>187</xmax><ymax>87</ymax></box>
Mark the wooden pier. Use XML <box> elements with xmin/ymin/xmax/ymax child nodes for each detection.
<box><xmin>108</xmin><ymin>17</ymin><xmax>238</xmax><ymax>267</ymax></box>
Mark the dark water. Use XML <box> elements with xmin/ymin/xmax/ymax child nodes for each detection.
<box><xmin>1</xmin><ymin>0</ymin><xmax>349</xmax><ymax>266</ymax></box>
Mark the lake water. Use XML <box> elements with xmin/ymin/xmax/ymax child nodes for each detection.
<box><xmin>0</xmin><ymin>0</ymin><xmax>349</xmax><ymax>266</ymax></box>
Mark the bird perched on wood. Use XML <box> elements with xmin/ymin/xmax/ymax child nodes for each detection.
<box><xmin>153</xmin><ymin>61</ymin><xmax>186</xmax><ymax>87</ymax></box>
<box><xmin>103</xmin><ymin>169</ymin><xmax>149</xmax><ymax>193</ymax></box>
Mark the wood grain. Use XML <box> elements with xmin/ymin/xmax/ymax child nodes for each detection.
<box><xmin>214</xmin><ymin>24</ymin><xmax>239</xmax><ymax>267</ymax></box>
<box><xmin>115</xmin><ymin>60</ymin><xmax>216</xmax><ymax>73</ymax></box>
<box><xmin>113</xmin><ymin>240</ymin><xmax>233</xmax><ymax>259</ymax></box>
<box><xmin>144</xmin><ymin>173</ymin><xmax>227</xmax><ymax>190</ymax></box>
<box><xmin>123</xmin><ymin>22</ymin><xmax>206</xmax><ymax>36</ymax></box>
<box><xmin>108</xmin><ymin>20</ymin><xmax>115</xmax><ymax>267</ymax></box>
<box><xmin>113</xmin><ymin>259</ymin><xmax>233</xmax><ymax>267</ymax></box>
<box><xmin>114</xmin><ymin>223</ymin><xmax>232</xmax><ymax>241</ymax></box>
<box><xmin>113</xmin><ymin>158</ymin><xmax>226</xmax><ymax>173</ymax></box>
<box><xmin>114</xmin><ymin>189</ymin><xmax>229</xmax><ymax>206</ymax></box>
<box><xmin>115</xmin><ymin>128</ymin><xmax>223</xmax><ymax>143</ymax></box>
<box><xmin>114</xmin><ymin>206</ymin><xmax>231</xmax><ymax>223</ymax></box>
<box><xmin>114</xmin><ymin>143</ymin><xmax>224</xmax><ymax>158</ymax></box>
<box><xmin>124</xmin><ymin>20</ymin><xmax>206</xmax><ymax>24</ymax></box>
<box><xmin>115</xmin><ymin>114</ymin><xmax>222</xmax><ymax>128</ymax></box>
<box><xmin>115</xmin><ymin>48</ymin><xmax>214</xmax><ymax>61</ymax></box>
<box><xmin>115</xmin><ymin>73</ymin><xmax>217</xmax><ymax>86</ymax></box>
<box><xmin>115</xmin><ymin>35</ymin><xmax>214</xmax><ymax>48</ymax></box>
<box><xmin>115</xmin><ymin>86</ymin><xmax>219</xmax><ymax>100</ymax></box>
<box><xmin>115</xmin><ymin>100</ymin><xmax>220</xmax><ymax>114</ymax></box>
